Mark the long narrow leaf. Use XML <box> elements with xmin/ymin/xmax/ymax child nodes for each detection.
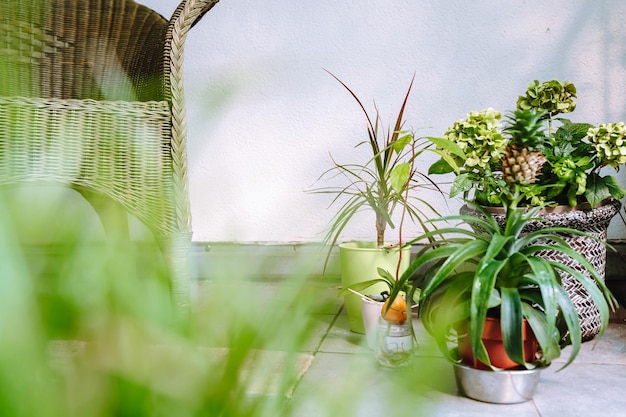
<box><xmin>549</xmin><ymin>261</ymin><xmax>614</xmax><ymax>335</ymax></box>
<box><xmin>526</xmin><ymin>257</ymin><xmax>559</xmax><ymax>336</ymax></box>
<box><xmin>525</xmin><ymin>242</ymin><xmax>604</xmax><ymax>285</ymax></box>
<box><xmin>424</xmin><ymin>240</ymin><xmax>489</xmax><ymax>299</ymax></box>
<box><xmin>522</xmin><ymin>303</ymin><xmax>560</xmax><ymax>364</ymax></box>
<box><xmin>480</xmin><ymin>234</ymin><xmax>511</xmax><ymax>265</ymax></box>
<box><xmin>338</xmin><ymin>278</ymin><xmax>390</xmax><ymax>297</ymax></box>
<box><xmin>470</xmin><ymin>259</ymin><xmax>506</xmax><ymax>362</ymax></box>
<box><xmin>388</xmin><ymin>242</ymin><xmax>479</xmax><ymax>304</ymax></box>
<box><xmin>553</xmin><ymin>284</ymin><xmax>582</xmax><ymax>370</ymax></box>
<box><xmin>500</xmin><ymin>286</ymin><xmax>527</xmax><ymax>366</ymax></box>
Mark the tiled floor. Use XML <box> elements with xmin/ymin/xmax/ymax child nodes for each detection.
<box><xmin>197</xmin><ymin>278</ymin><xmax>626</xmax><ymax>417</ymax></box>
<box><xmin>292</xmin><ymin>314</ymin><xmax>626</xmax><ymax>416</ymax></box>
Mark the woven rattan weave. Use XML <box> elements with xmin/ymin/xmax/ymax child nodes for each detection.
<box><xmin>0</xmin><ymin>0</ymin><xmax>219</xmax><ymax>312</ymax></box>
<box><xmin>461</xmin><ymin>199</ymin><xmax>621</xmax><ymax>341</ymax></box>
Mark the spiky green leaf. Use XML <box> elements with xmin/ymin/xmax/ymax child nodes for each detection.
<box><xmin>500</xmin><ymin>287</ymin><xmax>526</xmax><ymax>366</ymax></box>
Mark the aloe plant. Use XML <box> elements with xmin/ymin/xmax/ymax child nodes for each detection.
<box><xmin>387</xmin><ymin>192</ymin><xmax>618</xmax><ymax>370</ymax></box>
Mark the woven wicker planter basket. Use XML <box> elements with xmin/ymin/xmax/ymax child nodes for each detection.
<box><xmin>460</xmin><ymin>198</ymin><xmax>621</xmax><ymax>341</ymax></box>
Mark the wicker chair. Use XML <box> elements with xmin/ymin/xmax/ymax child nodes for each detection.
<box><xmin>0</xmin><ymin>0</ymin><xmax>219</xmax><ymax>313</ymax></box>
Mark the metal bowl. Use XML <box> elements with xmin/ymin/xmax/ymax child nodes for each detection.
<box><xmin>453</xmin><ymin>362</ymin><xmax>542</xmax><ymax>404</ymax></box>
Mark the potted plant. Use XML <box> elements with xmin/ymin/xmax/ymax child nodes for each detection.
<box><xmin>429</xmin><ymin>79</ymin><xmax>626</xmax><ymax>208</ymax></box>
<box><xmin>309</xmin><ymin>70</ymin><xmax>441</xmax><ymax>333</ymax></box>
<box><xmin>387</xmin><ymin>185</ymin><xmax>618</xmax><ymax>403</ymax></box>
<box><xmin>427</xmin><ymin>79</ymin><xmax>624</xmax><ymax>339</ymax></box>
<box><xmin>339</xmin><ymin>267</ymin><xmax>418</xmax><ymax>363</ymax></box>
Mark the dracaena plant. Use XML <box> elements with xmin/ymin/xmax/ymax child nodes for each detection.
<box><xmin>309</xmin><ymin>71</ymin><xmax>441</xmax><ymax>273</ymax></box>
<box><xmin>429</xmin><ymin>79</ymin><xmax>626</xmax><ymax>208</ymax></box>
<box><xmin>387</xmin><ymin>186</ymin><xmax>618</xmax><ymax>370</ymax></box>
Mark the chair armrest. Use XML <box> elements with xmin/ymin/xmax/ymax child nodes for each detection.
<box><xmin>162</xmin><ymin>0</ymin><xmax>219</xmax><ymax>232</ymax></box>
<box><xmin>163</xmin><ymin>0</ymin><xmax>220</xmax><ymax>105</ymax></box>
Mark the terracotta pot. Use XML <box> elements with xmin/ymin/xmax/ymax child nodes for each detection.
<box><xmin>457</xmin><ymin>317</ymin><xmax>538</xmax><ymax>370</ymax></box>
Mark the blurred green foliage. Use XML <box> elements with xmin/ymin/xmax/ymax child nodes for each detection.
<box><xmin>0</xmin><ymin>185</ymin><xmax>439</xmax><ymax>417</ymax></box>
<box><xmin>0</xmin><ymin>186</ymin><xmax>320</xmax><ymax>416</ymax></box>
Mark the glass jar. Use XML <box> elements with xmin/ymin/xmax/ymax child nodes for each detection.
<box><xmin>375</xmin><ymin>316</ymin><xmax>417</xmax><ymax>367</ymax></box>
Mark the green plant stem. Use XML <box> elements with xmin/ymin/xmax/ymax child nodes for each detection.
<box><xmin>548</xmin><ymin>116</ymin><xmax>553</xmax><ymax>136</ymax></box>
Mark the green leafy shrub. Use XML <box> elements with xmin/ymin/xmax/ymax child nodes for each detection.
<box><xmin>430</xmin><ymin>79</ymin><xmax>626</xmax><ymax>207</ymax></box>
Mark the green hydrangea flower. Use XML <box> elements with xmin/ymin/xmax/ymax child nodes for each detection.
<box><xmin>442</xmin><ymin>108</ymin><xmax>507</xmax><ymax>171</ymax></box>
<box><xmin>517</xmin><ymin>79</ymin><xmax>577</xmax><ymax>118</ymax></box>
<box><xmin>588</xmin><ymin>122</ymin><xmax>626</xmax><ymax>168</ymax></box>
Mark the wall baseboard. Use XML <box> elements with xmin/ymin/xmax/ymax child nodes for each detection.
<box><xmin>192</xmin><ymin>240</ymin><xmax>626</xmax><ymax>274</ymax></box>
<box><xmin>191</xmin><ymin>242</ymin><xmax>626</xmax><ymax>322</ymax></box>
<box><xmin>17</xmin><ymin>240</ymin><xmax>626</xmax><ymax>321</ymax></box>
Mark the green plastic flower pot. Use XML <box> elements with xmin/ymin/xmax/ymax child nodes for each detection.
<box><xmin>339</xmin><ymin>242</ymin><xmax>410</xmax><ymax>334</ymax></box>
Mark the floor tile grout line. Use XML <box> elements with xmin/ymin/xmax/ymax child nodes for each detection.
<box><xmin>287</xmin><ymin>305</ymin><xmax>344</xmax><ymax>398</ymax></box>
<box><xmin>311</xmin><ymin>305</ymin><xmax>343</xmax><ymax>356</ymax></box>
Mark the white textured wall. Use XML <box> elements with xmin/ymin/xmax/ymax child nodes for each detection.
<box><xmin>144</xmin><ymin>0</ymin><xmax>626</xmax><ymax>243</ymax></box>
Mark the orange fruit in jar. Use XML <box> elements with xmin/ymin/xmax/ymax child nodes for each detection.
<box><xmin>381</xmin><ymin>295</ymin><xmax>407</xmax><ymax>325</ymax></box>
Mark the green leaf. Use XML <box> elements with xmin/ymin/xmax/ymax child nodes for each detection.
<box><xmin>480</xmin><ymin>233</ymin><xmax>510</xmax><ymax>265</ymax></box>
<box><xmin>557</xmin><ymin>120</ymin><xmax>594</xmax><ymax>141</ymax></box>
<box><xmin>523</xmin><ymin>303</ymin><xmax>560</xmax><ymax>364</ymax></box>
<box><xmin>426</xmin><ymin>136</ymin><xmax>466</xmax><ymax>158</ymax></box>
<box><xmin>525</xmin><ymin>257</ymin><xmax>558</xmax><ymax>336</ymax></box>
<box><xmin>553</xmin><ymin>284</ymin><xmax>581</xmax><ymax>370</ymax></box>
<box><xmin>450</xmin><ymin>174</ymin><xmax>473</xmax><ymax>198</ymax></box>
<box><xmin>470</xmin><ymin>259</ymin><xmax>506</xmax><ymax>359</ymax></box>
<box><xmin>428</xmin><ymin>157</ymin><xmax>455</xmax><ymax>175</ymax></box>
<box><xmin>377</xmin><ymin>267</ymin><xmax>395</xmax><ymax>282</ymax></box>
<box><xmin>387</xmin><ymin>242</ymin><xmax>474</xmax><ymax>306</ymax></box>
<box><xmin>500</xmin><ymin>287</ymin><xmax>526</xmax><ymax>366</ymax></box>
<box><xmin>426</xmin><ymin>240</ymin><xmax>489</xmax><ymax>298</ymax></box>
<box><xmin>430</xmin><ymin>147</ymin><xmax>465</xmax><ymax>174</ymax></box>
<box><xmin>390</xmin><ymin>163</ymin><xmax>410</xmax><ymax>193</ymax></box>
<box><xmin>421</xmin><ymin>273</ymin><xmax>475</xmax><ymax>335</ymax></box>
<box><xmin>575</xmin><ymin>156</ymin><xmax>593</xmax><ymax>168</ymax></box>
<box><xmin>392</xmin><ymin>133</ymin><xmax>413</xmax><ymax>153</ymax></box>
<box><xmin>604</xmin><ymin>175</ymin><xmax>626</xmax><ymax>200</ymax></box>
<box><xmin>338</xmin><ymin>278</ymin><xmax>389</xmax><ymax>297</ymax></box>
<box><xmin>585</xmin><ymin>172</ymin><xmax>610</xmax><ymax>208</ymax></box>
<box><xmin>474</xmin><ymin>340</ymin><xmax>494</xmax><ymax>369</ymax></box>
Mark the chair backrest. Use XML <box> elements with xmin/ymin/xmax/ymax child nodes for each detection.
<box><xmin>0</xmin><ymin>0</ymin><xmax>168</xmax><ymax>102</ymax></box>
<box><xmin>0</xmin><ymin>0</ymin><xmax>219</xmax><ymax>311</ymax></box>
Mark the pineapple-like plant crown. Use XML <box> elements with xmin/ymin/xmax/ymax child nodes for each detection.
<box><xmin>430</xmin><ymin>79</ymin><xmax>626</xmax><ymax>207</ymax></box>
<box><xmin>503</xmin><ymin>109</ymin><xmax>545</xmax><ymax>150</ymax></box>
<box><xmin>501</xmin><ymin>109</ymin><xmax>547</xmax><ymax>185</ymax></box>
